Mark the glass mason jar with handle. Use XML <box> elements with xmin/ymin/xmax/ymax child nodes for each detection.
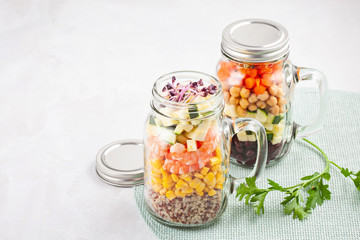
<box><xmin>144</xmin><ymin>71</ymin><xmax>268</xmax><ymax>227</ymax></box>
<box><xmin>217</xmin><ymin>19</ymin><xmax>328</xmax><ymax>167</ymax></box>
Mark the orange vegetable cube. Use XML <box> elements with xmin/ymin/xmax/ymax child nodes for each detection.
<box><xmin>246</xmin><ymin>68</ymin><xmax>257</xmax><ymax>78</ymax></box>
<box><xmin>261</xmin><ymin>77</ymin><xmax>272</xmax><ymax>87</ymax></box>
<box><xmin>244</xmin><ymin>78</ymin><xmax>255</xmax><ymax>89</ymax></box>
<box><xmin>217</xmin><ymin>68</ymin><xmax>230</xmax><ymax>81</ymax></box>
<box><xmin>254</xmin><ymin>85</ymin><xmax>266</xmax><ymax>95</ymax></box>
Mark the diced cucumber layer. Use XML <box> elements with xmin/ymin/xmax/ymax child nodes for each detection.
<box><xmin>272</xmin><ymin>115</ymin><xmax>284</xmax><ymax>124</ymax></box>
<box><xmin>174</xmin><ymin>124</ymin><xmax>184</xmax><ymax>135</ymax></box>
<box><xmin>247</xmin><ymin>134</ymin><xmax>256</xmax><ymax>142</ymax></box>
<box><xmin>267</xmin><ymin>132</ymin><xmax>274</xmax><ymax>141</ymax></box>
<box><xmin>224</xmin><ymin>104</ymin><xmax>239</xmax><ymax>118</ymax></box>
<box><xmin>189</xmin><ymin>105</ymin><xmax>199</xmax><ymax>119</ymax></box>
<box><xmin>176</xmin><ymin>134</ymin><xmax>188</xmax><ymax>145</ymax></box>
<box><xmin>263</xmin><ymin>122</ymin><xmax>273</xmax><ymax>131</ymax></box>
<box><xmin>174</xmin><ymin>123</ymin><xmax>194</xmax><ymax>135</ymax></box>
<box><xmin>237</xmin><ymin>131</ymin><xmax>256</xmax><ymax>142</ymax></box>
<box><xmin>187</xmin><ymin>140</ymin><xmax>197</xmax><ymax>152</ymax></box>
<box><xmin>182</xmin><ymin>124</ymin><xmax>194</xmax><ymax>132</ymax></box>
<box><xmin>158</xmin><ymin>108</ymin><xmax>179</xmax><ymax>126</ymax></box>
<box><xmin>159</xmin><ymin>128</ymin><xmax>176</xmax><ymax>144</ymax></box>
<box><xmin>186</xmin><ymin>121</ymin><xmax>212</xmax><ymax>141</ymax></box>
<box><xmin>236</xmin><ymin>131</ymin><xmax>247</xmax><ymax>141</ymax></box>
<box><xmin>246</xmin><ymin>111</ymin><xmax>257</xmax><ymax>119</ymax></box>
<box><xmin>171</xmin><ymin>109</ymin><xmax>189</xmax><ymax>119</ymax></box>
<box><xmin>191</xmin><ymin>119</ymin><xmax>202</xmax><ymax>126</ymax></box>
<box><xmin>154</xmin><ymin>117</ymin><xmax>162</xmax><ymax>127</ymax></box>
<box><xmin>146</xmin><ymin>124</ymin><xmax>158</xmax><ymax>136</ymax></box>
<box><xmin>256</xmin><ymin>109</ymin><xmax>268</xmax><ymax>123</ymax></box>
<box><xmin>271</xmin><ymin>135</ymin><xmax>282</xmax><ymax>145</ymax></box>
<box><xmin>266</xmin><ymin>114</ymin><xmax>275</xmax><ymax>124</ymax></box>
<box><xmin>149</xmin><ymin>116</ymin><xmax>156</xmax><ymax>125</ymax></box>
<box><xmin>273</xmin><ymin>124</ymin><xmax>285</xmax><ymax>136</ymax></box>
<box><xmin>197</xmin><ymin>102</ymin><xmax>212</xmax><ymax>111</ymax></box>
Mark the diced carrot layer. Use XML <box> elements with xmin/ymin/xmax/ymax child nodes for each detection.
<box><xmin>246</xmin><ymin>68</ymin><xmax>257</xmax><ymax>78</ymax></box>
<box><xmin>244</xmin><ymin>78</ymin><xmax>255</xmax><ymax>89</ymax></box>
<box><xmin>217</xmin><ymin>60</ymin><xmax>284</xmax><ymax>96</ymax></box>
<box><xmin>217</xmin><ymin>67</ymin><xmax>230</xmax><ymax>81</ymax></box>
<box><xmin>254</xmin><ymin>85</ymin><xmax>266</xmax><ymax>95</ymax></box>
<box><xmin>258</xmin><ymin>68</ymin><xmax>273</xmax><ymax>74</ymax></box>
<box><xmin>261</xmin><ymin>78</ymin><xmax>272</xmax><ymax>87</ymax></box>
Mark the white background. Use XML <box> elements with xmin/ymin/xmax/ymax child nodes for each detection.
<box><xmin>0</xmin><ymin>0</ymin><xmax>359</xmax><ymax>239</ymax></box>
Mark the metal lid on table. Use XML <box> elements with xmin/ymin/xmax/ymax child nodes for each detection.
<box><xmin>96</xmin><ymin>139</ymin><xmax>144</xmax><ymax>187</ymax></box>
<box><xmin>221</xmin><ymin>18</ymin><xmax>290</xmax><ymax>62</ymax></box>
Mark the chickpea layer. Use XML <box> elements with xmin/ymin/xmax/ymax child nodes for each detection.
<box><xmin>220</xmin><ymin>61</ymin><xmax>287</xmax><ymax>116</ymax></box>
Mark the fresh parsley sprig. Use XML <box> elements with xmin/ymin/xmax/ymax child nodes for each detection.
<box><xmin>236</xmin><ymin>138</ymin><xmax>359</xmax><ymax>220</ymax></box>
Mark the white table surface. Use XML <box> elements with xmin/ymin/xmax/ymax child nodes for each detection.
<box><xmin>1</xmin><ymin>0</ymin><xmax>359</xmax><ymax>239</ymax></box>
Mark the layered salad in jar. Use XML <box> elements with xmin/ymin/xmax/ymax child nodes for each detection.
<box><xmin>144</xmin><ymin>77</ymin><xmax>226</xmax><ymax>225</ymax></box>
<box><xmin>217</xmin><ymin>60</ymin><xmax>287</xmax><ymax>166</ymax></box>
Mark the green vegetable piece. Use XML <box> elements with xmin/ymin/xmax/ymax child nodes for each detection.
<box><xmin>245</xmin><ymin>131</ymin><xmax>253</xmax><ymax>135</ymax></box>
<box><xmin>266</xmin><ymin>132</ymin><xmax>274</xmax><ymax>141</ymax></box>
<box><xmin>149</xmin><ymin>116</ymin><xmax>156</xmax><ymax>125</ymax></box>
<box><xmin>189</xmin><ymin>105</ymin><xmax>199</xmax><ymax>119</ymax></box>
<box><xmin>272</xmin><ymin>115</ymin><xmax>284</xmax><ymax>124</ymax></box>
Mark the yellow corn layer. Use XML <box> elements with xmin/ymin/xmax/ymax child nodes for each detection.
<box><xmin>175</xmin><ymin>189</ymin><xmax>186</xmax><ymax>198</ymax></box>
<box><xmin>159</xmin><ymin>188</ymin><xmax>167</xmax><ymax>195</ymax></box>
<box><xmin>153</xmin><ymin>184</ymin><xmax>162</xmax><ymax>192</ymax></box>
<box><xmin>194</xmin><ymin>173</ymin><xmax>204</xmax><ymax>179</ymax></box>
<box><xmin>216</xmin><ymin>147</ymin><xmax>221</xmax><ymax>158</ymax></box>
<box><xmin>180</xmin><ymin>174</ymin><xmax>192</xmax><ymax>182</ymax></box>
<box><xmin>181</xmin><ymin>187</ymin><xmax>194</xmax><ymax>194</ymax></box>
<box><xmin>208</xmin><ymin>189</ymin><xmax>216</xmax><ymax>196</ymax></box>
<box><xmin>204</xmin><ymin>172</ymin><xmax>215</xmax><ymax>183</ymax></box>
<box><xmin>151</xmin><ymin>159</ymin><xmax>163</xmax><ymax>169</ymax></box>
<box><xmin>189</xmin><ymin>178</ymin><xmax>202</xmax><ymax>189</ymax></box>
<box><xmin>200</xmin><ymin>167</ymin><xmax>210</xmax><ymax>175</ymax></box>
<box><xmin>196</xmin><ymin>182</ymin><xmax>206</xmax><ymax>192</ymax></box>
<box><xmin>196</xmin><ymin>191</ymin><xmax>204</xmax><ymax>196</ymax></box>
<box><xmin>171</xmin><ymin>173</ymin><xmax>179</xmax><ymax>182</ymax></box>
<box><xmin>166</xmin><ymin>190</ymin><xmax>176</xmax><ymax>200</ymax></box>
<box><xmin>209</xmin><ymin>157</ymin><xmax>221</xmax><ymax>166</ymax></box>
<box><xmin>149</xmin><ymin>156</ymin><xmax>225</xmax><ymax>199</ymax></box>
<box><xmin>215</xmin><ymin>184</ymin><xmax>223</xmax><ymax>189</ymax></box>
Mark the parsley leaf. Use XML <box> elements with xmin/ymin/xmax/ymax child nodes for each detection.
<box><xmin>305</xmin><ymin>178</ymin><xmax>331</xmax><ymax>210</ymax></box>
<box><xmin>283</xmin><ymin>197</ymin><xmax>311</xmax><ymax>220</ymax></box>
<box><xmin>340</xmin><ymin>168</ymin><xmax>352</xmax><ymax>177</ymax></box>
<box><xmin>236</xmin><ymin>177</ymin><xmax>269</xmax><ymax>215</ymax></box>
<box><xmin>268</xmin><ymin>179</ymin><xmax>286</xmax><ymax>191</ymax></box>
<box><xmin>235</xmin><ymin>138</ymin><xmax>360</xmax><ymax>221</ymax></box>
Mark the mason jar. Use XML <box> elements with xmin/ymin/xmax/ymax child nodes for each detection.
<box><xmin>144</xmin><ymin>71</ymin><xmax>268</xmax><ymax>227</ymax></box>
<box><xmin>217</xmin><ymin>19</ymin><xmax>328</xmax><ymax>167</ymax></box>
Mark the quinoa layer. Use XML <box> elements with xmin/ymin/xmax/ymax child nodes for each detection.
<box><xmin>147</xmin><ymin>190</ymin><xmax>222</xmax><ymax>225</ymax></box>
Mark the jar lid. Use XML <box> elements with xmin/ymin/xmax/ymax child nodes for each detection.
<box><xmin>95</xmin><ymin>139</ymin><xmax>144</xmax><ymax>187</ymax></box>
<box><xmin>221</xmin><ymin>19</ymin><xmax>289</xmax><ymax>62</ymax></box>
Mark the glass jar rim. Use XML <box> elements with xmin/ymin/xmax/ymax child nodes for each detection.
<box><xmin>151</xmin><ymin>70</ymin><xmax>224</xmax><ymax>120</ymax></box>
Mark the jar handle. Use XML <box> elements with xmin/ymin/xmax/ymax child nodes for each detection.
<box><xmin>223</xmin><ymin>117</ymin><xmax>268</xmax><ymax>193</ymax></box>
<box><xmin>293</xmin><ymin>66</ymin><xmax>329</xmax><ymax>138</ymax></box>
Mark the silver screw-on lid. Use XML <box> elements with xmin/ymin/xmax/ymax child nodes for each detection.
<box><xmin>221</xmin><ymin>19</ymin><xmax>289</xmax><ymax>62</ymax></box>
<box><xmin>96</xmin><ymin>139</ymin><xmax>144</xmax><ymax>187</ymax></box>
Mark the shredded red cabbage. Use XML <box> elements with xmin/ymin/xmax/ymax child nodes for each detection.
<box><xmin>161</xmin><ymin>76</ymin><xmax>217</xmax><ymax>103</ymax></box>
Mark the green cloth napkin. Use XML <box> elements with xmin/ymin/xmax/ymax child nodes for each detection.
<box><xmin>134</xmin><ymin>89</ymin><xmax>360</xmax><ymax>240</ymax></box>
